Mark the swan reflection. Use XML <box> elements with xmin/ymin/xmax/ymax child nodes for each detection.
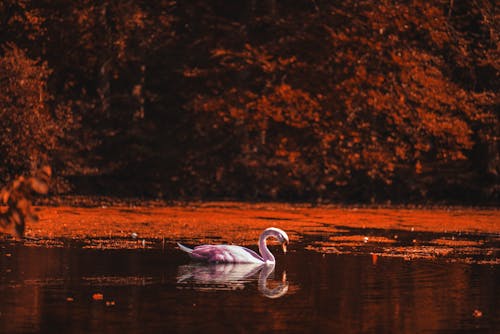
<box><xmin>177</xmin><ymin>263</ymin><xmax>288</xmax><ymax>298</ymax></box>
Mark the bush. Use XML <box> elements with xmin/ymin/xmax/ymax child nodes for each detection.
<box><xmin>0</xmin><ymin>44</ymin><xmax>61</xmax><ymax>180</ymax></box>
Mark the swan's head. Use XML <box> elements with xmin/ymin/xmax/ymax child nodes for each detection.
<box><xmin>263</xmin><ymin>227</ymin><xmax>289</xmax><ymax>254</ymax></box>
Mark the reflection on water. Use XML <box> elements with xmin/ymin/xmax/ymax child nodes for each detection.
<box><xmin>177</xmin><ymin>263</ymin><xmax>289</xmax><ymax>298</ymax></box>
<box><xmin>0</xmin><ymin>243</ymin><xmax>498</xmax><ymax>333</ymax></box>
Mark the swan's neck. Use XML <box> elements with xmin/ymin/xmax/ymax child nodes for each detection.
<box><xmin>258</xmin><ymin>232</ymin><xmax>276</xmax><ymax>263</ymax></box>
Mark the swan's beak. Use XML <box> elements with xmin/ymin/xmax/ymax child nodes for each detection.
<box><xmin>282</xmin><ymin>242</ymin><xmax>288</xmax><ymax>254</ymax></box>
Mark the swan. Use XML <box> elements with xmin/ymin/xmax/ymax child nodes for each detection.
<box><xmin>177</xmin><ymin>227</ymin><xmax>289</xmax><ymax>264</ymax></box>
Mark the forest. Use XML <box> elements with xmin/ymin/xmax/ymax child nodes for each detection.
<box><xmin>0</xmin><ymin>0</ymin><xmax>498</xmax><ymax>204</ymax></box>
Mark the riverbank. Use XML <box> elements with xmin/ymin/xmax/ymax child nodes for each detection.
<box><xmin>0</xmin><ymin>202</ymin><xmax>487</xmax><ymax>261</ymax></box>
<box><xmin>1</xmin><ymin>201</ymin><xmax>498</xmax><ymax>264</ymax></box>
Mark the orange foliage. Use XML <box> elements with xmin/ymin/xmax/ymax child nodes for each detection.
<box><xmin>183</xmin><ymin>0</ymin><xmax>497</xmax><ymax>201</ymax></box>
<box><xmin>0</xmin><ymin>0</ymin><xmax>497</xmax><ymax>202</ymax></box>
<box><xmin>0</xmin><ymin>45</ymin><xmax>67</xmax><ymax>177</ymax></box>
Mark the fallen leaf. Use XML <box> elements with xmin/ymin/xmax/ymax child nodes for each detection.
<box><xmin>92</xmin><ymin>293</ymin><xmax>104</xmax><ymax>301</ymax></box>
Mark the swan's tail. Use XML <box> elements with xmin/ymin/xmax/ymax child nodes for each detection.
<box><xmin>177</xmin><ymin>243</ymin><xmax>193</xmax><ymax>253</ymax></box>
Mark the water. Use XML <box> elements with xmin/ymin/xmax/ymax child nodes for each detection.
<box><xmin>0</xmin><ymin>243</ymin><xmax>498</xmax><ymax>333</ymax></box>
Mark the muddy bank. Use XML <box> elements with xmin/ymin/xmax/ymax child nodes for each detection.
<box><xmin>0</xmin><ymin>202</ymin><xmax>495</xmax><ymax>263</ymax></box>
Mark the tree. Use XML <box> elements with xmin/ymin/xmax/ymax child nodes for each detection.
<box><xmin>182</xmin><ymin>0</ymin><xmax>498</xmax><ymax>201</ymax></box>
<box><xmin>0</xmin><ymin>45</ymin><xmax>65</xmax><ymax>178</ymax></box>
<box><xmin>31</xmin><ymin>0</ymin><xmax>176</xmax><ymax>193</ymax></box>
<box><xmin>1</xmin><ymin>0</ymin><xmax>496</xmax><ymax>202</ymax></box>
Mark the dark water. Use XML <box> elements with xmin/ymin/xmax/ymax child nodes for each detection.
<box><xmin>0</xmin><ymin>243</ymin><xmax>498</xmax><ymax>333</ymax></box>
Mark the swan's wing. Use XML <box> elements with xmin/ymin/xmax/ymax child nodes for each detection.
<box><xmin>190</xmin><ymin>245</ymin><xmax>264</xmax><ymax>263</ymax></box>
<box><xmin>177</xmin><ymin>243</ymin><xmax>214</xmax><ymax>261</ymax></box>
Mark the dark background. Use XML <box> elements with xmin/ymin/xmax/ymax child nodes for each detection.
<box><xmin>0</xmin><ymin>0</ymin><xmax>498</xmax><ymax>204</ymax></box>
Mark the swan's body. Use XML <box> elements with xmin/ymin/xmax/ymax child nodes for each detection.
<box><xmin>177</xmin><ymin>227</ymin><xmax>289</xmax><ymax>264</ymax></box>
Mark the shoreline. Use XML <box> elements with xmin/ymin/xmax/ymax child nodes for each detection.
<box><xmin>37</xmin><ymin>195</ymin><xmax>500</xmax><ymax>210</ymax></box>
<box><xmin>1</xmin><ymin>203</ymin><xmax>498</xmax><ymax>263</ymax></box>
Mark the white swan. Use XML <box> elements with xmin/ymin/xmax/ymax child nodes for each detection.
<box><xmin>177</xmin><ymin>227</ymin><xmax>289</xmax><ymax>264</ymax></box>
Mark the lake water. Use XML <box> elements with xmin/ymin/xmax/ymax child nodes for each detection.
<box><xmin>1</xmin><ymin>241</ymin><xmax>498</xmax><ymax>333</ymax></box>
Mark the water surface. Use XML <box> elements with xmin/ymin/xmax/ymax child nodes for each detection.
<box><xmin>1</xmin><ymin>242</ymin><xmax>498</xmax><ymax>333</ymax></box>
